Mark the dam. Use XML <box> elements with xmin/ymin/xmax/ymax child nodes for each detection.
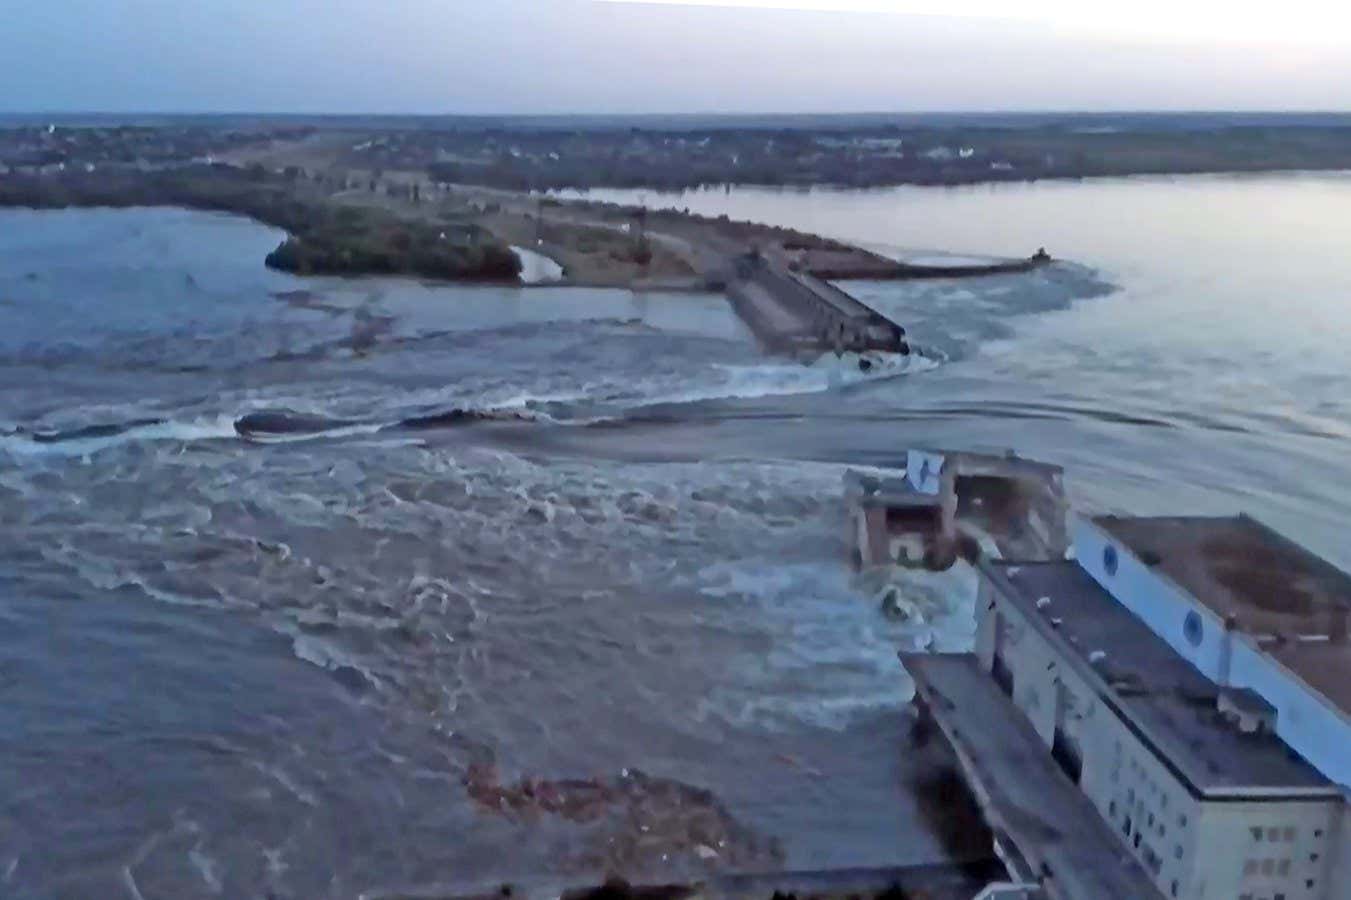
<box><xmin>725</xmin><ymin>251</ymin><xmax>911</xmax><ymax>356</ymax></box>
<box><xmin>723</xmin><ymin>247</ymin><xmax>1052</xmax><ymax>358</ymax></box>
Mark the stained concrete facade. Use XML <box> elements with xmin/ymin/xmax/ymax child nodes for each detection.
<box><xmin>845</xmin><ymin>451</ymin><xmax>1069</xmax><ymax>573</ymax></box>
<box><xmin>974</xmin><ymin>557</ymin><xmax>1349</xmax><ymax>900</ymax></box>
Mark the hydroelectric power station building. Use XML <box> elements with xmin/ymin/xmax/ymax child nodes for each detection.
<box><xmin>883</xmin><ymin>454</ymin><xmax>1351</xmax><ymax>900</ymax></box>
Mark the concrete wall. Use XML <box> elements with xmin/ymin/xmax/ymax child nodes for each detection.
<box><xmin>979</xmin><ymin>580</ymin><xmax>1199</xmax><ymax>896</ymax></box>
<box><xmin>975</xmin><ymin>577</ymin><xmax>998</xmax><ymax>669</ymax></box>
<box><xmin>1074</xmin><ymin>517</ymin><xmax>1351</xmax><ymax>790</ymax></box>
<box><xmin>1194</xmin><ymin>799</ymin><xmax>1341</xmax><ymax>900</ymax></box>
<box><xmin>986</xmin><ymin>592</ymin><xmax>1059</xmax><ymax>746</ymax></box>
<box><xmin>978</xmin><ymin>573</ymin><xmax>1345</xmax><ymax>900</ymax></box>
<box><xmin>1330</xmin><ymin>807</ymin><xmax>1351</xmax><ymax>900</ymax></box>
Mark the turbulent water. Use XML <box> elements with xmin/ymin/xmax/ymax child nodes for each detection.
<box><xmin>3</xmin><ymin>175</ymin><xmax>1351</xmax><ymax>898</ymax></box>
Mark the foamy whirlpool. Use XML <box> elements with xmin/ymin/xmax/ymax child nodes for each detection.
<box><xmin>686</xmin><ymin>553</ymin><xmax>979</xmax><ymax>733</ymax></box>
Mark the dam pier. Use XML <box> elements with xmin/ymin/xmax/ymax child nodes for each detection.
<box><xmin>725</xmin><ymin>251</ymin><xmax>911</xmax><ymax>357</ymax></box>
<box><xmin>722</xmin><ymin>247</ymin><xmax>1052</xmax><ymax>358</ymax></box>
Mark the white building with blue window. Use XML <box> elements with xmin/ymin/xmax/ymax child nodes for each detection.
<box><xmin>908</xmin><ymin>513</ymin><xmax>1351</xmax><ymax>900</ymax></box>
<box><xmin>983</xmin><ymin>510</ymin><xmax>1351</xmax><ymax>897</ymax></box>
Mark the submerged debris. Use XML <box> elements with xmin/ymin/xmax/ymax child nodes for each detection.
<box><xmin>463</xmin><ymin>764</ymin><xmax>784</xmax><ymax>875</ymax></box>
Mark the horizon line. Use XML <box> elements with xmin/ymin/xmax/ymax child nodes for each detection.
<box><xmin>4</xmin><ymin>108</ymin><xmax>1351</xmax><ymax>120</ymax></box>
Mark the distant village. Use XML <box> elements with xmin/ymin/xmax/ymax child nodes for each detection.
<box><xmin>0</xmin><ymin>124</ymin><xmax>309</xmax><ymax>176</ymax></box>
<box><xmin>348</xmin><ymin>126</ymin><xmax>1026</xmax><ymax>190</ymax></box>
<box><xmin>4</xmin><ymin>116</ymin><xmax>1351</xmax><ymax>193</ymax></box>
<box><xmin>340</xmin><ymin>120</ymin><xmax>1351</xmax><ymax>191</ymax></box>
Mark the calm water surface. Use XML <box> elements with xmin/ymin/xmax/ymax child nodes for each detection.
<box><xmin>2</xmin><ymin>174</ymin><xmax>1350</xmax><ymax>897</ymax></box>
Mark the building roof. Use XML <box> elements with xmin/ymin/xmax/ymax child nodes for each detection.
<box><xmin>1094</xmin><ymin>515</ymin><xmax>1351</xmax><ymax>639</ymax></box>
<box><xmin>1094</xmin><ymin>515</ymin><xmax>1351</xmax><ymax>722</ymax></box>
<box><xmin>984</xmin><ymin>560</ymin><xmax>1337</xmax><ymax>798</ymax></box>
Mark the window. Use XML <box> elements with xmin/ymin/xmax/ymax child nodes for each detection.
<box><xmin>1174</xmin><ymin>845</ymin><xmax>1183</xmax><ymax>860</ymax></box>
<box><xmin>1267</xmin><ymin>827</ymin><xmax>1281</xmax><ymax>841</ymax></box>
<box><xmin>1262</xmin><ymin>859</ymin><xmax>1275</xmax><ymax>875</ymax></box>
<box><xmin>1183</xmin><ymin>610</ymin><xmax>1204</xmax><ymax>647</ymax></box>
<box><xmin>1283</xmin><ymin>826</ymin><xmax>1295</xmax><ymax>842</ymax></box>
<box><xmin>1104</xmin><ymin>544</ymin><xmax>1119</xmax><ymax>576</ymax></box>
<box><xmin>1109</xmin><ymin>800</ymin><xmax>1117</xmax><ymax>817</ymax></box>
<box><xmin>1170</xmin><ymin>880</ymin><xmax>1178</xmax><ymax>898</ymax></box>
<box><xmin>1278</xmin><ymin>860</ymin><xmax>1290</xmax><ymax>876</ymax></box>
<box><xmin>1252</xmin><ymin>826</ymin><xmax>1264</xmax><ymax>841</ymax></box>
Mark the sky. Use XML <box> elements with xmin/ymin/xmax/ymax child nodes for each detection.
<box><xmin>1</xmin><ymin>0</ymin><xmax>1349</xmax><ymax>114</ymax></box>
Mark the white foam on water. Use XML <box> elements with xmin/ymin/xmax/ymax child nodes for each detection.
<box><xmin>686</xmin><ymin>560</ymin><xmax>909</xmax><ymax>732</ymax></box>
<box><xmin>603</xmin><ymin>350</ymin><xmax>940</xmax><ymax>410</ymax></box>
<box><xmin>236</xmin><ymin>422</ymin><xmax>386</xmax><ymax>445</ymax></box>
<box><xmin>38</xmin><ymin>542</ymin><xmax>232</xmax><ymax>610</ymax></box>
<box><xmin>863</xmin><ymin>563</ymin><xmax>981</xmax><ymax>654</ymax></box>
<box><xmin>0</xmin><ymin>414</ymin><xmax>239</xmax><ymax>459</ymax></box>
<box><xmin>276</xmin><ymin>618</ymin><xmax>386</xmax><ymax>693</ymax></box>
<box><xmin>187</xmin><ymin>845</ymin><xmax>224</xmax><ymax>895</ymax></box>
<box><xmin>262</xmin><ymin>847</ymin><xmax>288</xmax><ymax>881</ymax></box>
<box><xmin>687</xmin><ymin>554</ymin><xmax>980</xmax><ymax>733</ymax></box>
<box><xmin>245</xmin><ymin>759</ymin><xmax>318</xmax><ymax>808</ymax></box>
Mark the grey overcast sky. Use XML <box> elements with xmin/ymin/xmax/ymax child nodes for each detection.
<box><xmin>1</xmin><ymin>0</ymin><xmax>1349</xmax><ymax>114</ymax></box>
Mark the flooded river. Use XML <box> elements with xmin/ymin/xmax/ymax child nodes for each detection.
<box><xmin>2</xmin><ymin>172</ymin><xmax>1350</xmax><ymax>897</ymax></box>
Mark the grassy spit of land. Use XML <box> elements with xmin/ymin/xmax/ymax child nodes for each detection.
<box><xmin>0</xmin><ymin>165</ymin><xmax>525</xmax><ymax>283</ymax></box>
<box><xmin>0</xmin><ymin>157</ymin><xmax>897</xmax><ymax>289</ymax></box>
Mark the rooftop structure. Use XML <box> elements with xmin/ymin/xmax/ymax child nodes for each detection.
<box><xmin>1075</xmin><ymin>515</ymin><xmax>1351</xmax><ymax>789</ymax></box>
<box><xmin>898</xmin><ymin>487</ymin><xmax>1351</xmax><ymax>900</ymax></box>
<box><xmin>982</xmin><ymin>560</ymin><xmax>1335</xmax><ymax>799</ymax></box>
<box><xmin>1095</xmin><ymin>515</ymin><xmax>1351</xmax><ymax>644</ymax></box>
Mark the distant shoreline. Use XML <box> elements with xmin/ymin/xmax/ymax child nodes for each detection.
<box><xmin>5</xmin><ymin>116</ymin><xmax>1349</xmax><ymax>288</ymax></box>
<box><xmin>0</xmin><ymin>166</ymin><xmax>916</xmax><ymax>291</ymax></box>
